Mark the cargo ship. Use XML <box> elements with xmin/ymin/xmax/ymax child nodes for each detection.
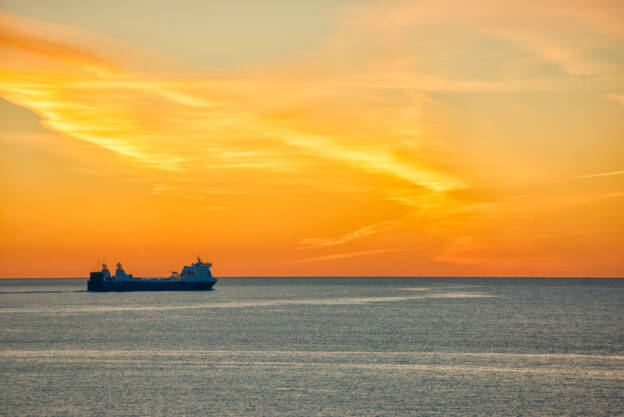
<box><xmin>87</xmin><ymin>257</ymin><xmax>217</xmax><ymax>291</ymax></box>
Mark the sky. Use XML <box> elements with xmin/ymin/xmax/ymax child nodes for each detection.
<box><xmin>0</xmin><ymin>0</ymin><xmax>623</xmax><ymax>277</ymax></box>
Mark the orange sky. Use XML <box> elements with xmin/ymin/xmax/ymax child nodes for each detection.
<box><xmin>1</xmin><ymin>1</ymin><xmax>623</xmax><ymax>277</ymax></box>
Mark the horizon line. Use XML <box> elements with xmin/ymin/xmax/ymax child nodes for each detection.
<box><xmin>1</xmin><ymin>275</ymin><xmax>622</xmax><ymax>279</ymax></box>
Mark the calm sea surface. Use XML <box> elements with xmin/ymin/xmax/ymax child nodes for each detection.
<box><xmin>0</xmin><ymin>277</ymin><xmax>622</xmax><ymax>416</ymax></box>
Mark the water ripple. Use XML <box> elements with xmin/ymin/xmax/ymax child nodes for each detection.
<box><xmin>0</xmin><ymin>291</ymin><xmax>493</xmax><ymax>314</ymax></box>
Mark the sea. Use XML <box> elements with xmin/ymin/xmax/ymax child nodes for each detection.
<box><xmin>0</xmin><ymin>277</ymin><xmax>622</xmax><ymax>416</ymax></box>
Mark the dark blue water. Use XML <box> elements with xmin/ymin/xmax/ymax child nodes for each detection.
<box><xmin>1</xmin><ymin>277</ymin><xmax>622</xmax><ymax>416</ymax></box>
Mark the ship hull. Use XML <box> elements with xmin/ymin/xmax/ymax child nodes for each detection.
<box><xmin>88</xmin><ymin>279</ymin><xmax>216</xmax><ymax>292</ymax></box>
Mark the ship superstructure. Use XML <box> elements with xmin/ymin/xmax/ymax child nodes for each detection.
<box><xmin>87</xmin><ymin>257</ymin><xmax>217</xmax><ymax>291</ymax></box>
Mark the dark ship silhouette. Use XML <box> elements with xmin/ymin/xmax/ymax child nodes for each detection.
<box><xmin>87</xmin><ymin>257</ymin><xmax>217</xmax><ymax>291</ymax></box>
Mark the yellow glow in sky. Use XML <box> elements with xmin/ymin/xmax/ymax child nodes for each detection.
<box><xmin>0</xmin><ymin>1</ymin><xmax>623</xmax><ymax>277</ymax></box>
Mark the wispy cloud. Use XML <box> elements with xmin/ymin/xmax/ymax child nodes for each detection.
<box><xmin>152</xmin><ymin>184</ymin><xmax>178</xmax><ymax>194</ymax></box>
<box><xmin>301</xmin><ymin>219</ymin><xmax>402</xmax><ymax>248</ymax></box>
<box><xmin>277</xmin><ymin>129</ymin><xmax>462</xmax><ymax>192</ymax></box>
<box><xmin>434</xmin><ymin>235</ymin><xmax>565</xmax><ymax>271</ymax></box>
<box><xmin>0</xmin><ymin>27</ymin><xmax>117</xmax><ymax>74</ymax></box>
<box><xmin>576</xmin><ymin>169</ymin><xmax>624</xmax><ymax>179</ymax></box>
<box><xmin>0</xmin><ymin>11</ymin><xmax>463</xmax><ymax>193</ymax></box>
<box><xmin>285</xmin><ymin>248</ymin><xmax>397</xmax><ymax>264</ymax></box>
